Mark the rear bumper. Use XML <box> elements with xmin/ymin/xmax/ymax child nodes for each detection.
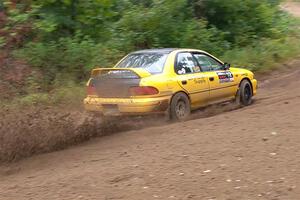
<box><xmin>83</xmin><ymin>96</ymin><xmax>171</xmax><ymax>116</ymax></box>
<box><xmin>251</xmin><ymin>79</ymin><xmax>258</xmax><ymax>95</ymax></box>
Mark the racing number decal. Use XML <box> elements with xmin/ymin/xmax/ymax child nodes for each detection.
<box><xmin>217</xmin><ymin>71</ymin><xmax>234</xmax><ymax>83</ymax></box>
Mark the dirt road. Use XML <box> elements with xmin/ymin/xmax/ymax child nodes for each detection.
<box><xmin>0</xmin><ymin>59</ymin><xmax>300</xmax><ymax>199</ymax></box>
<box><xmin>282</xmin><ymin>1</ymin><xmax>300</xmax><ymax>17</ymax></box>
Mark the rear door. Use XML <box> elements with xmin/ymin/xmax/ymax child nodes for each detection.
<box><xmin>174</xmin><ymin>52</ymin><xmax>210</xmax><ymax>107</ymax></box>
<box><xmin>193</xmin><ymin>53</ymin><xmax>239</xmax><ymax>102</ymax></box>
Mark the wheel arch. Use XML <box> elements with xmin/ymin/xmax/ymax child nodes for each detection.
<box><xmin>239</xmin><ymin>77</ymin><xmax>253</xmax><ymax>92</ymax></box>
<box><xmin>170</xmin><ymin>90</ymin><xmax>191</xmax><ymax>103</ymax></box>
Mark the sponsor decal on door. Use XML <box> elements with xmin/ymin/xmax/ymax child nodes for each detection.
<box><xmin>217</xmin><ymin>71</ymin><xmax>234</xmax><ymax>83</ymax></box>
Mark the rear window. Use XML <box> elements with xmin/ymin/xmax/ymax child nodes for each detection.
<box><xmin>115</xmin><ymin>53</ymin><xmax>168</xmax><ymax>74</ymax></box>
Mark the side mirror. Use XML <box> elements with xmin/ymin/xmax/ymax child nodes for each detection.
<box><xmin>223</xmin><ymin>62</ymin><xmax>231</xmax><ymax>70</ymax></box>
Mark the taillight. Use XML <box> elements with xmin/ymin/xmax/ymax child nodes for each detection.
<box><xmin>129</xmin><ymin>86</ymin><xmax>159</xmax><ymax>96</ymax></box>
<box><xmin>86</xmin><ymin>78</ymin><xmax>97</xmax><ymax>95</ymax></box>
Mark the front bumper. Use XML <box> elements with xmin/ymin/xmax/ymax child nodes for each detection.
<box><xmin>83</xmin><ymin>96</ymin><xmax>171</xmax><ymax>116</ymax></box>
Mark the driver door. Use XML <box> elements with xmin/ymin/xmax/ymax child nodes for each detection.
<box><xmin>192</xmin><ymin>53</ymin><xmax>239</xmax><ymax>102</ymax></box>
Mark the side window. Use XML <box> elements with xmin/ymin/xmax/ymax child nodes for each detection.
<box><xmin>193</xmin><ymin>54</ymin><xmax>212</xmax><ymax>72</ymax></box>
<box><xmin>175</xmin><ymin>53</ymin><xmax>200</xmax><ymax>75</ymax></box>
<box><xmin>193</xmin><ymin>54</ymin><xmax>223</xmax><ymax>72</ymax></box>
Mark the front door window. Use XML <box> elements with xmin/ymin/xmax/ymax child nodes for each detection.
<box><xmin>193</xmin><ymin>54</ymin><xmax>223</xmax><ymax>71</ymax></box>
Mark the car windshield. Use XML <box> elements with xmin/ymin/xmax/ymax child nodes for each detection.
<box><xmin>115</xmin><ymin>53</ymin><xmax>168</xmax><ymax>74</ymax></box>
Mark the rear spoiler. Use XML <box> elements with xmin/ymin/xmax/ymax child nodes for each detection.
<box><xmin>91</xmin><ymin>68</ymin><xmax>152</xmax><ymax>78</ymax></box>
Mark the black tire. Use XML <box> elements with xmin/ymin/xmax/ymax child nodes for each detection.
<box><xmin>169</xmin><ymin>92</ymin><xmax>191</xmax><ymax>121</ymax></box>
<box><xmin>238</xmin><ymin>79</ymin><xmax>253</xmax><ymax>106</ymax></box>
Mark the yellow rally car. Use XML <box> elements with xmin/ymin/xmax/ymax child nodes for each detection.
<box><xmin>84</xmin><ymin>48</ymin><xmax>257</xmax><ymax>120</ymax></box>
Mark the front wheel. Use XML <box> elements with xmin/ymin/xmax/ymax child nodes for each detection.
<box><xmin>238</xmin><ymin>79</ymin><xmax>253</xmax><ymax>106</ymax></box>
<box><xmin>169</xmin><ymin>92</ymin><xmax>191</xmax><ymax>121</ymax></box>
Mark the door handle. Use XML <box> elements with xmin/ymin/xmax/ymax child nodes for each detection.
<box><xmin>181</xmin><ymin>80</ymin><xmax>187</xmax><ymax>85</ymax></box>
<box><xmin>209</xmin><ymin>77</ymin><xmax>214</xmax><ymax>81</ymax></box>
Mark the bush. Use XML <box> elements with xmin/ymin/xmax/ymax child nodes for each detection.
<box><xmin>2</xmin><ymin>83</ymin><xmax>86</xmax><ymax>108</ymax></box>
<box><xmin>221</xmin><ymin>36</ymin><xmax>300</xmax><ymax>71</ymax></box>
<box><xmin>201</xmin><ymin>0</ymin><xmax>285</xmax><ymax>45</ymax></box>
<box><xmin>15</xmin><ymin>34</ymin><xmax>125</xmax><ymax>84</ymax></box>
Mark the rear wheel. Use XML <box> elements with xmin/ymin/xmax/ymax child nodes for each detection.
<box><xmin>169</xmin><ymin>92</ymin><xmax>191</xmax><ymax>121</ymax></box>
<box><xmin>238</xmin><ymin>79</ymin><xmax>253</xmax><ymax>106</ymax></box>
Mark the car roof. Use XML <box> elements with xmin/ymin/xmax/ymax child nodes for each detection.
<box><xmin>131</xmin><ymin>48</ymin><xmax>206</xmax><ymax>54</ymax></box>
<box><xmin>131</xmin><ymin>48</ymin><xmax>178</xmax><ymax>54</ymax></box>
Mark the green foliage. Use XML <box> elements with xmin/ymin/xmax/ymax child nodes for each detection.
<box><xmin>28</xmin><ymin>0</ymin><xmax>118</xmax><ymax>40</ymax></box>
<box><xmin>222</xmin><ymin>36</ymin><xmax>300</xmax><ymax>71</ymax></box>
<box><xmin>15</xmin><ymin>34</ymin><xmax>124</xmax><ymax>84</ymax></box>
<box><xmin>6</xmin><ymin>0</ymin><xmax>290</xmax><ymax>49</ymax></box>
<box><xmin>111</xmin><ymin>0</ymin><xmax>229</xmax><ymax>54</ymax></box>
<box><xmin>179</xmin><ymin>20</ymin><xmax>230</xmax><ymax>55</ymax></box>
<box><xmin>200</xmin><ymin>0</ymin><xmax>286</xmax><ymax>45</ymax></box>
<box><xmin>0</xmin><ymin>37</ymin><xmax>5</xmax><ymax>48</ymax></box>
<box><xmin>18</xmin><ymin>93</ymin><xmax>50</xmax><ymax>106</ymax></box>
<box><xmin>4</xmin><ymin>79</ymin><xmax>86</xmax><ymax>107</ymax></box>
